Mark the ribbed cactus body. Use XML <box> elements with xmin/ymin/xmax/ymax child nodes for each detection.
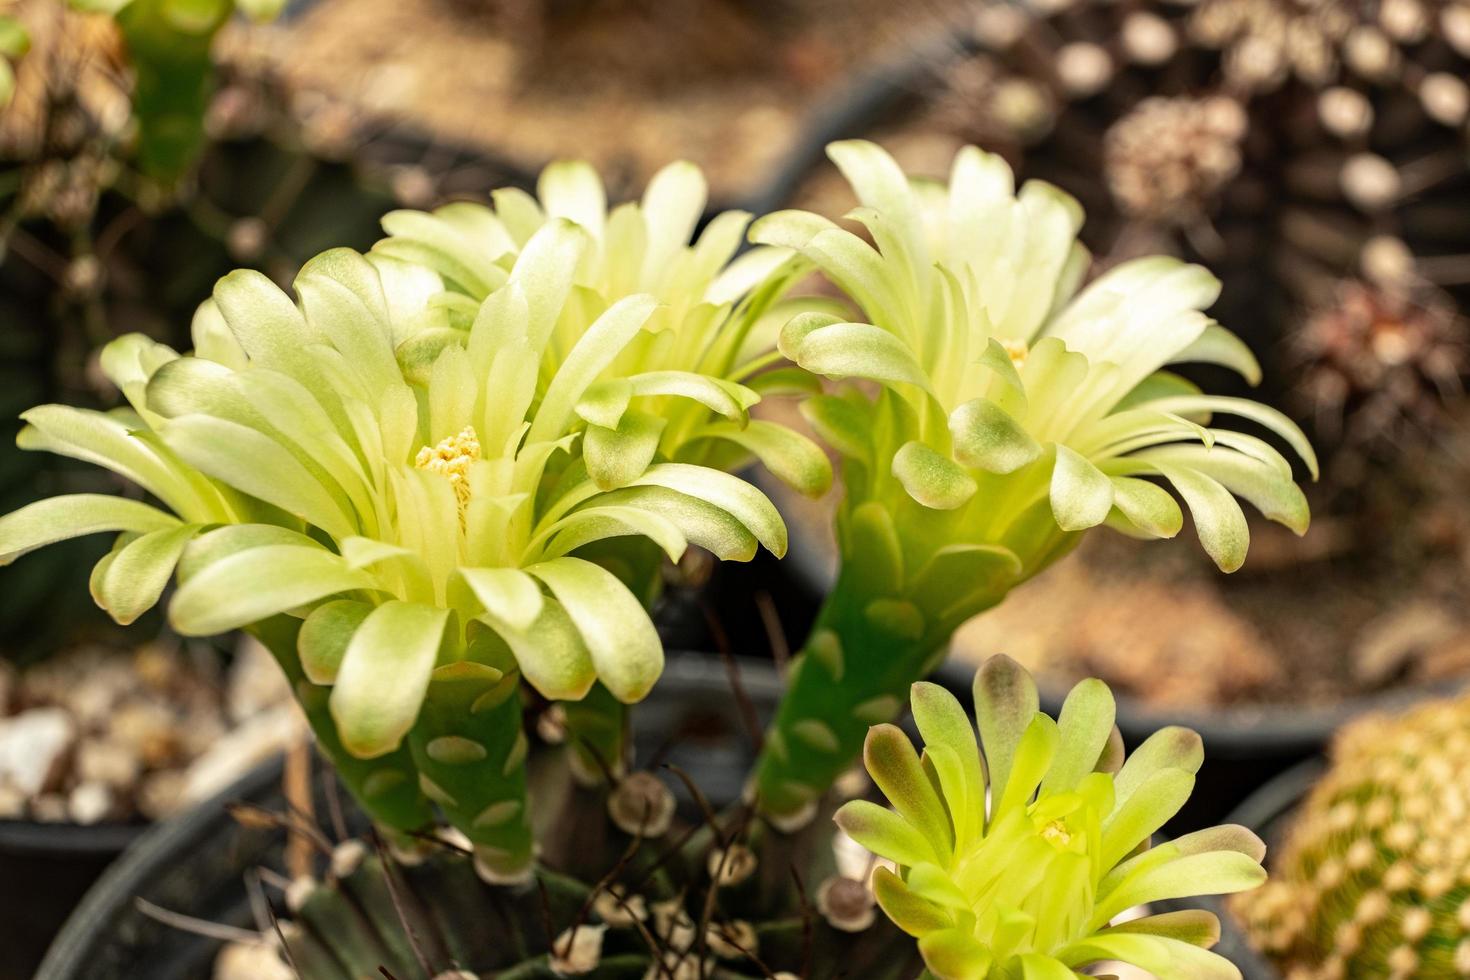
<box><xmin>240</xmin><ymin>756</ymin><xmax>919</xmax><ymax>980</ymax></box>
<box><xmin>1235</xmin><ymin>694</ymin><xmax>1470</xmax><ymax>978</ymax></box>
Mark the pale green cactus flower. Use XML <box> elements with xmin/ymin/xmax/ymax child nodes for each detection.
<box><xmin>756</xmin><ymin>139</ymin><xmax>1316</xmax><ymax>578</ymax></box>
<box><xmin>837</xmin><ymin>656</ymin><xmax>1267</xmax><ymax>980</ymax></box>
<box><xmin>0</xmin><ymin>216</ymin><xmax>798</xmax><ymax>876</ymax></box>
<box><xmin>374</xmin><ymin>157</ymin><xmax>834</xmax><ymax>501</ymax></box>
<box><xmin>0</xmin><ymin>229</ymin><xmax>790</xmax><ymax>743</ymax></box>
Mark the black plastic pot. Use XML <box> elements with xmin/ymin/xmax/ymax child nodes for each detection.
<box><xmin>0</xmin><ymin>820</ymin><xmax>152</xmax><ymax>980</ymax></box>
<box><xmin>36</xmin><ymin>654</ymin><xmax>783</xmax><ymax>980</ymax></box>
<box><xmin>1161</xmin><ymin>759</ymin><xmax>1325</xmax><ymax>980</ymax></box>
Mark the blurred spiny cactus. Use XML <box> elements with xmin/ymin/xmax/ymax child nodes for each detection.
<box><xmin>224</xmin><ymin>751</ymin><xmax>920</xmax><ymax>979</ymax></box>
<box><xmin>1232</xmin><ymin>692</ymin><xmax>1470</xmax><ymax>978</ymax></box>
<box><xmin>901</xmin><ymin>0</ymin><xmax>1470</xmax><ymax>474</ymax></box>
<box><xmin>1292</xmin><ymin>277</ymin><xmax>1467</xmax><ymax>448</ymax></box>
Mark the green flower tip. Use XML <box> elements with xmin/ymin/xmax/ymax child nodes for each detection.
<box><xmin>835</xmin><ymin>656</ymin><xmax>1266</xmax><ymax>980</ymax></box>
<box><xmin>762</xmin><ymin>139</ymin><xmax>1316</xmax><ymax>579</ymax></box>
<box><xmin>0</xmin><ymin>156</ymin><xmax>819</xmax><ymax>759</ymax></box>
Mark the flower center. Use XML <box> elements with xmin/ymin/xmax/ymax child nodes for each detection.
<box><xmin>1040</xmin><ymin>819</ymin><xmax>1072</xmax><ymax>848</ymax></box>
<box><xmin>1002</xmin><ymin>339</ymin><xmax>1030</xmax><ymax>369</ymax></box>
<box><xmin>415</xmin><ymin>426</ymin><xmax>481</xmax><ymax>506</ymax></box>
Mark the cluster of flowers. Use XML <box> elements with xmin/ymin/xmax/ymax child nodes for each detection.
<box><xmin>0</xmin><ymin>141</ymin><xmax>1311</xmax><ymax>974</ymax></box>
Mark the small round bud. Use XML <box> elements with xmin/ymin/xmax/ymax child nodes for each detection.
<box><xmin>705</xmin><ymin>920</ymin><xmax>758</xmax><ymax>959</ymax></box>
<box><xmin>1361</xmin><ymin>236</ymin><xmax>1414</xmax><ymax>286</ymax></box>
<box><xmin>1344</xmin><ymin>27</ymin><xmax>1399</xmax><ymax>80</ymax></box>
<box><xmin>285</xmin><ymin>875</ymin><xmax>316</xmax><ymax>913</ymax></box>
<box><xmin>651</xmin><ymin>900</ymin><xmax>697</xmax><ymax>952</ymax></box>
<box><xmin>330</xmin><ymin>840</ymin><xmax>368</xmax><ymax>879</ymax></box>
<box><xmin>1334</xmin><ymin>919</ymin><xmax>1362</xmax><ymax>954</ymax></box>
<box><xmin>1402</xmin><ymin>906</ymin><xmax>1433</xmax><ymax>942</ymax></box>
<box><xmin>1420</xmin><ymin>73</ymin><xmax>1469</xmax><ymax>127</ymax></box>
<box><xmin>1355</xmin><ymin>890</ymin><xmax>1390</xmax><ymax>925</ymax></box>
<box><xmin>1318</xmin><ymin>87</ymin><xmax>1374</xmax><ymax>138</ymax></box>
<box><xmin>536</xmin><ymin>704</ymin><xmax>568</xmax><ymax>744</ymax></box>
<box><xmin>990</xmin><ymin>79</ymin><xmax>1053</xmax><ymax>142</ymax></box>
<box><xmin>1380</xmin><ymin>0</ymin><xmax>1429</xmax><ymax>42</ymax></box>
<box><xmin>1056</xmin><ymin>43</ymin><xmax>1112</xmax><ymax>98</ymax></box>
<box><xmin>65</xmin><ymin>255</ymin><xmax>103</xmax><ymax>296</ymax></box>
<box><xmin>1121</xmin><ymin>12</ymin><xmax>1176</xmax><ymax>66</ymax></box>
<box><xmin>390</xmin><ymin>166</ymin><xmax>437</xmax><ymax>209</ymax></box>
<box><xmin>972</xmin><ymin>5</ymin><xmax>1027</xmax><ymax>48</ymax></box>
<box><xmin>1443</xmin><ymin>5</ymin><xmax>1470</xmax><ymax>57</ymax></box>
<box><xmin>592</xmin><ymin>886</ymin><xmax>647</xmax><ymax>927</ymax></box>
<box><xmin>1340</xmin><ymin>154</ymin><xmax>1401</xmax><ymax>212</ymax></box>
<box><xmin>226</xmin><ymin>218</ymin><xmax>269</xmax><ymax>263</ymax></box>
<box><xmin>1386</xmin><ymin>945</ymin><xmax>1418</xmax><ymax>978</ymax></box>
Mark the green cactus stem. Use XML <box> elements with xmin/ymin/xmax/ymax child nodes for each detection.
<box><xmin>407</xmin><ymin>629</ymin><xmax>535</xmax><ymax>884</ymax></box>
<box><xmin>752</xmin><ymin>501</ymin><xmax>1025</xmax><ymax>826</ymax></box>
<box><xmin>250</xmin><ymin>616</ymin><xmax>435</xmax><ymax>841</ymax></box>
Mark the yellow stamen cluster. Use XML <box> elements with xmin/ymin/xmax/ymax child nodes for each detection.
<box><xmin>414</xmin><ymin>426</ymin><xmax>482</xmax><ymax>507</ymax></box>
<box><xmin>1001</xmin><ymin>338</ymin><xmax>1030</xmax><ymax>370</ymax></box>
<box><xmin>1040</xmin><ymin>819</ymin><xmax>1073</xmax><ymax>848</ymax></box>
<box><xmin>1232</xmin><ymin>693</ymin><xmax>1470</xmax><ymax>978</ymax></box>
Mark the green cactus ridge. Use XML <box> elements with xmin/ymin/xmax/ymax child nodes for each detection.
<box><xmin>1234</xmin><ymin>692</ymin><xmax>1470</xmax><ymax>979</ymax></box>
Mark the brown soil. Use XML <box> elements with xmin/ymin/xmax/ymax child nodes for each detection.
<box><xmin>950</xmin><ymin>513</ymin><xmax>1470</xmax><ymax>711</ymax></box>
<box><xmin>224</xmin><ymin>0</ymin><xmax>972</xmax><ymax>204</ymax></box>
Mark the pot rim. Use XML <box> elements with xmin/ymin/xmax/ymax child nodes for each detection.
<box><xmin>0</xmin><ymin>817</ymin><xmax>151</xmax><ymax>858</ymax></box>
<box><xmin>935</xmin><ymin>660</ymin><xmax>1463</xmax><ymax>759</ymax></box>
<box><xmin>33</xmin><ymin>755</ymin><xmax>285</xmax><ymax>980</ymax></box>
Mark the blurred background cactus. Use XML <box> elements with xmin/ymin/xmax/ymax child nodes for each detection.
<box><xmin>1231</xmin><ymin>690</ymin><xmax>1470</xmax><ymax>978</ymax></box>
<box><xmin>0</xmin><ymin>0</ymin><xmax>408</xmax><ymax>653</ymax></box>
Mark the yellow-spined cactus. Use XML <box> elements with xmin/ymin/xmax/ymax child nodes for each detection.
<box><xmin>1233</xmin><ymin>693</ymin><xmax>1470</xmax><ymax>979</ymax></box>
